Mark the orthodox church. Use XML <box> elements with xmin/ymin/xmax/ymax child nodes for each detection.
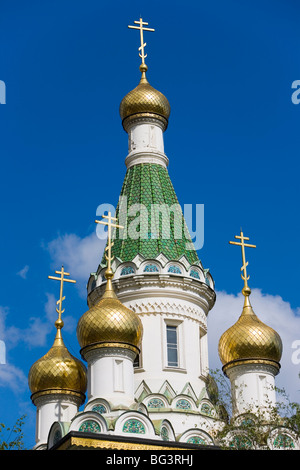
<box><xmin>28</xmin><ymin>19</ymin><xmax>295</xmax><ymax>451</ymax></box>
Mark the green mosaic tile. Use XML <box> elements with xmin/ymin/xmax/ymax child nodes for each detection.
<box><xmin>101</xmin><ymin>163</ymin><xmax>199</xmax><ymax>265</ymax></box>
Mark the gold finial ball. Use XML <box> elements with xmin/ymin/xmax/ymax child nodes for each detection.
<box><xmin>55</xmin><ymin>318</ymin><xmax>64</xmax><ymax>329</ymax></box>
<box><xmin>242</xmin><ymin>286</ymin><xmax>251</xmax><ymax>297</ymax></box>
<box><xmin>139</xmin><ymin>63</ymin><xmax>148</xmax><ymax>73</ymax></box>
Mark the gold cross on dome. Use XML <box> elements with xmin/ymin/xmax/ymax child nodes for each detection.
<box><xmin>48</xmin><ymin>266</ymin><xmax>76</xmax><ymax>322</ymax></box>
<box><xmin>128</xmin><ymin>17</ymin><xmax>155</xmax><ymax>66</ymax></box>
<box><xmin>95</xmin><ymin>211</ymin><xmax>124</xmax><ymax>272</ymax></box>
<box><xmin>229</xmin><ymin>230</ymin><xmax>256</xmax><ymax>291</ymax></box>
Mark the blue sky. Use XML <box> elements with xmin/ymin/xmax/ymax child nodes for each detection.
<box><xmin>1</xmin><ymin>0</ymin><xmax>300</xmax><ymax>449</ymax></box>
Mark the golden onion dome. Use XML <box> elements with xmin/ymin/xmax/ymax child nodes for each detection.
<box><xmin>218</xmin><ymin>288</ymin><xmax>282</xmax><ymax>375</ymax></box>
<box><xmin>77</xmin><ymin>269</ymin><xmax>143</xmax><ymax>358</ymax></box>
<box><xmin>28</xmin><ymin>319</ymin><xmax>87</xmax><ymax>404</ymax></box>
<box><xmin>119</xmin><ymin>65</ymin><xmax>170</xmax><ymax>131</ymax></box>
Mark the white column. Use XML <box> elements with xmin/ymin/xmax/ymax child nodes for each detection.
<box><xmin>226</xmin><ymin>364</ymin><xmax>278</xmax><ymax>417</ymax></box>
<box><xmin>33</xmin><ymin>394</ymin><xmax>80</xmax><ymax>448</ymax></box>
<box><xmin>85</xmin><ymin>347</ymin><xmax>136</xmax><ymax>407</ymax></box>
<box><xmin>125</xmin><ymin>118</ymin><xmax>169</xmax><ymax>169</ymax></box>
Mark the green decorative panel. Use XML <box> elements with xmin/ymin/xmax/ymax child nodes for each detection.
<box><xmin>92</xmin><ymin>404</ymin><xmax>107</xmax><ymax>414</ymax></box>
<box><xmin>79</xmin><ymin>420</ymin><xmax>101</xmax><ymax>433</ymax></box>
<box><xmin>230</xmin><ymin>435</ymin><xmax>252</xmax><ymax>450</ymax></box>
<box><xmin>147</xmin><ymin>398</ymin><xmax>165</xmax><ymax>408</ymax></box>
<box><xmin>101</xmin><ymin>163</ymin><xmax>200</xmax><ymax>266</ymax></box>
<box><xmin>161</xmin><ymin>426</ymin><xmax>169</xmax><ymax>441</ymax></box>
<box><xmin>122</xmin><ymin>419</ymin><xmax>146</xmax><ymax>434</ymax></box>
<box><xmin>200</xmin><ymin>403</ymin><xmax>212</xmax><ymax>416</ymax></box>
<box><xmin>273</xmin><ymin>434</ymin><xmax>295</xmax><ymax>449</ymax></box>
<box><xmin>187</xmin><ymin>436</ymin><xmax>206</xmax><ymax>445</ymax></box>
<box><xmin>175</xmin><ymin>399</ymin><xmax>192</xmax><ymax>410</ymax></box>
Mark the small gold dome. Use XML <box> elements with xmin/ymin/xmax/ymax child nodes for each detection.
<box><xmin>119</xmin><ymin>66</ymin><xmax>170</xmax><ymax>130</ymax></box>
<box><xmin>77</xmin><ymin>270</ymin><xmax>143</xmax><ymax>357</ymax></box>
<box><xmin>28</xmin><ymin>320</ymin><xmax>87</xmax><ymax>403</ymax></box>
<box><xmin>218</xmin><ymin>292</ymin><xmax>282</xmax><ymax>375</ymax></box>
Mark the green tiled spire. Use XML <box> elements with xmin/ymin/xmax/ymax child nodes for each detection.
<box><xmin>102</xmin><ymin>163</ymin><xmax>199</xmax><ymax>266</ymax></box>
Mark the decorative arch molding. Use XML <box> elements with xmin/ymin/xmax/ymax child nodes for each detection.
<box><xmin>48</xmin><ymin>421</ymin><xmax>70</xmax><ymax>449</ymax></box>
<box><xmin>114</xmin><ymin>411</ymin><xmax>157</xmax><ymax>439</ymax></box>
<box><xmin>158</xmin><ymin>380</ymin><xmax>176</xmax><ymax>403</ymax></box>
<box><xmin>84</xmin><ymin>398</ymin><xmax>111</xmax><ymax>415</ymax></box>
<box><xmin>152</xmin><ymin>419</ymin><xmax>175</xmax><ymax>442</ymax></box>
<box><xmin>179</xmin><ymin>428</ymin><xmax>214</xmax><ymax>446</ymax></box>
<box><xmin>267</xmin><ymin>427</ymin><xmax>299</xmax><ymax>450</ymax></box>
<box><xmin>198</xmin><ymin>398</ymin><xmax>217</xmax><ymax>418</ymax></box>
<box><xmin>69</xmin><ymin>411</ymin><xmax>108</xmax><ymax>435</ymax></box>
<box><xmin>144</xmin><ymin>394</ymin><xmax>170</xmax><ymax>410</ymax></box>
<box><xmin>171</xmin><ymin>395</ymin><xmax>197</xmax><ymax>412</ymax></box>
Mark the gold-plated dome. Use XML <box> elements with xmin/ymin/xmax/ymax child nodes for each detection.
<box><xmin>218</xmin><ymin>288</ymin><xmax>282</xmax><ymax>375</ymax></box>
<box><xmin>77</xmin><ymin>269</ymin><xmax>143</xmax><ymax>358</ymax></box>
<box><xmin>119</xmin><ymin>65</ymin><xmax>170</xmax><ymax>131</ymax></box>
<box><xmin>28</xmin><ymin>319</ymin><xmax>87</xmax><ymax>403</ymax></box>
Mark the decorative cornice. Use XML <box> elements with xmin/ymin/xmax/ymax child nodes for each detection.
<box><xmin>88</xmin><ymin>273</ymin><xmax>216</xmax><ymax>316</ymax></box>
<box><xmin>31</xmin><ymin>389</ymin><xmax>85</xmax><ymax>406</ymax></box>
<box><xmin>222</xmin><ymin>358</ymin><xmax>281</xmax><ymax>377</ymax></box>
<box><xmin>125</xmin><ymin>151</ymin><xmax>169</xmax><ymax>169</ymax></box>
<box><xmin>122</xmin><ymin>113</ymin><xmax>168</xmax><ymax>133</ymax></box>
<box><xmin>80</xmin><ymin>342</ymin><xmax>140</xmax><ymax>360</ymax></box>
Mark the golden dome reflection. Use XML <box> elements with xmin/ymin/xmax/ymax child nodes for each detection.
<box><xmin>77</xmin><ymin>269</ymin><xmax>143</xmax><ymax>358</ymax></box>
<box><xmin>218</xmin><ymin>290</ymin><xmax>283</xmax><ymax>375</ymax></box>
<box><xmin>28</xmin><ymin>319</ymin><xmax>87</xmax><ymax>403</ymax></box>
<box><xmin>119</xmin><ymin>65</ymin><xmax>170</xmax><ymax>131</ymax></box>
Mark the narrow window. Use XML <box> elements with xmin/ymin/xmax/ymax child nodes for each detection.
<box><xmin>133</xmin><ymin>354</ymin><xmax>140</xmax><ymax>368</ymax></box>
<box><xmin>166</xmin><ymin>325</ymin><xmax>178</xmax><ymax>367</ymax></box>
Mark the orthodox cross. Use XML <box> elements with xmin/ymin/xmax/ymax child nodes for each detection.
<box><xmin>229</xmin><ymin>230</ymin><xmax>256</xmax><ymax>290</ymax></box>
<box><xmin>95</xmin><ymin>211</ymin><xmax>124</xmax><ymax>272</ymax></box>
<box><xmin>128</xmin><ymin>17</ymin><xmax>155</xmax><ymax>66</ymax></box>
<box><xmin>48</xmin><ymin>266</ymin><xmax>76</xmax><ymax>322</ymax></box>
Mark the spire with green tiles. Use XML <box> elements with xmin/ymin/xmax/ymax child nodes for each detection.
<box><xmin>100</xmin><ymin>25</ymin><xmax>200</xmax><ymax>268</ymax></box>
<box><xmin>104</xmin><ymin>163</ymin><xmax>200</xmax><ymax>266</ymax></box>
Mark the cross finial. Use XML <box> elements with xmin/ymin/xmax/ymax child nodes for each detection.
<box><xmin>95</xmin><ymin>211</ymin><xmax>124</xmax><ymax>277</ymax></box>
<box><xmin>48</xmin><ymin>265</ymin><xmax>76</xmax><ymax>328</ymax></box>
<box><xmin>128</xmin><ymin>17</ymin><xmax>155</xmax><ymax>73</ymax></box>
<box><xmin>229</xmin><ymin>230</ymin><xmax>256</xmax><ymax>296</ymax></box>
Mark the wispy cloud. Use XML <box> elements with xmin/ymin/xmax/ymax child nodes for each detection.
<box><xmin>17</xmin><ymin>265</ymin><xmax>29</xmax><ymax>279</ymax></box>
<box><xmin>208</xmin><ymin>289</ymin><xmax>300</xmax><ymax>403</ymax></box>
<box><xmin>45</xmin><ymin>231</ymin><xmax>106</xmax><ymax>297</ymax></box>
<box><xmin>0</xmin><ymin>363</ymin><xmax>27</xmax><ymax>394</ymax></box>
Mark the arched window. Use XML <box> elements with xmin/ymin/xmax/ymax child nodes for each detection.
<box><xmin>161</xmin><ymin>426</ymin><xmax>169</xmax><ymax>441</ymax></box>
